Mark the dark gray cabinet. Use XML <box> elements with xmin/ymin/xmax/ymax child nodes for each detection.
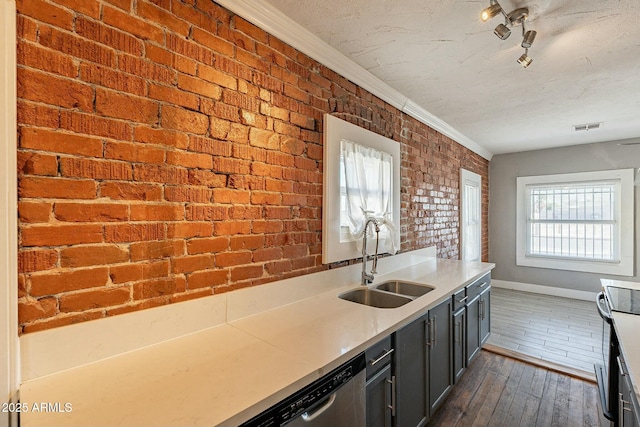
<box><xmin>428</xmin><ymin>298</ymin><xmax>452</xmax><ymax>414</ymax></box>
<box><xmin>465</xmin><ymin>274</ymin><xmax>491</xmax><ymax>365</ymax></box>
<box><xmin>394</xmin><ymin>313</ymin><xmax>428</xmax><ymax>427</ymax></box>
<box><xmin>479</xmin><ymin>286</ymin><xmax>491</xmax><ymax>346</ymax></box>
<box><xmin>452</xmin><ymin>307</ymin><xmax>466</xmax><ymax>384</ymax></box>
<box><xmin>366</xmin><ymin>336</ymin><xmax>394</xmax><ymax>427</ymax></box>
<box><xmin>618</xmin><ymin>356</ymin><xmax>640</xmax><ymax>427</ymax></box>
<box><xmin>366</xmin><ymin>365</ymin><xmax>393</xmax><ymax>427</ymax></box>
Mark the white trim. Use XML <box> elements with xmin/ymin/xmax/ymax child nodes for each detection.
<box><xmin>322</xmin><ymin>114</ymin><xmax>401</xmax><ymax>264</ymax></box>
<box><xmin>460</xmin><ymin>168</ymin><xmax>482</xmax><ymax>262</ymax></box>
<box><xmin>491</xmin><ymin>279</ymin><xmax>597</xmax><ymax>302</ymax></box>
<box><xmin>213</xmin><ymin>0</ymin><xmax>493</xmax><ymax>161</ymax></box>
<box><xmin>516</xmin><ymin>169</ymin><xmax>635</xmax><ymax>276</ymax></box>
<box><xmin>1</xmin><ymin>0</ymin><xmax>19</xmax><ymax>425</ymax></box>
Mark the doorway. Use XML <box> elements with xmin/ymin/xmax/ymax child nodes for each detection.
<box><xmin>460</xmin><ymin>169</ymin><xmax>482</xmax><ymax>262</ymax></box>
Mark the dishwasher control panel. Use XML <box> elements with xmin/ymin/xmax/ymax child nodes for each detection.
<box><xmin>240</xmin><ymin>353</ymin><xmax>366</xmax><ymax>427</ymax></box>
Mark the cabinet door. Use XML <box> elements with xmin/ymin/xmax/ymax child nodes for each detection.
<box><xmin>428</xmin><ymin>298</ymin><xmax>452</xmax><ymax>415</ymax></box>
<box><xmin>394</xmin><ymin>313</ymin><xmax>428</xmax><ymax>427</ymax></box>
<box><xmin>366</xmin><ymin>364</ymin><xmax>393</xmax><ymax>427</ymax></box>
<box><xmin>479</xmin><ymin>287</ymin><xmax>491</xmax><ymax>346</ymax></box>
<box><xmin>452</xmin><ymin>308</ymin><xmax>465</xmax><ymax>384</ymax></box>
<box><xmin>619</xmin><ymin>357</ymin><xmax>639</xmax><ymax>427</ymax></box>
<box><xmin>466</xmin><ymin>295</ymin><xmax>481</xmax><ymax>365</ymax></box>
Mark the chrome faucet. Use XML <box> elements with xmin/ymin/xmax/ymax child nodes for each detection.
<box><xmin>361</xmin><ymin>217</ymin><xmax>381</xmax><ymax>286</ymax></box>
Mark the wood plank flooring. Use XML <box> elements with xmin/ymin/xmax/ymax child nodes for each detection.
<box><xmin>486</xmin><ymin>288</ymin><xmax>608</xmax><ymax>374</ymax></box>
<box><xmin>426</xmin><ymin>350</ymin><xmax>610</xmax><ymax>427</ymax></box>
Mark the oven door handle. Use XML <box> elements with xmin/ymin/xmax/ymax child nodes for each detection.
<box><xmin>596</xmin><ymin>292</ymin><xmax>613</xmax><ymax>325</ymax></box>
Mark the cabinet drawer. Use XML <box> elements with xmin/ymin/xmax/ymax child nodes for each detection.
<box><xmin>466</xmin><ymin>273</ymin><xmax>491</xmax><ymax>302</ymax></box>
<box><xmin>365</xmin><ymin>336</ymin><xmax>393</xmax><ymax>380</ymax></box>
<box><xmin>452</xmin><ymin>288</ymin><xmax>467</xmax><ymax>312</ymax></box>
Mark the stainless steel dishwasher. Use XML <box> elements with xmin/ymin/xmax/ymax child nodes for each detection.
<box><xmin>240</xmin><ymin>353</ymin><xmax>366</xmax><ymax>427</ymax></box>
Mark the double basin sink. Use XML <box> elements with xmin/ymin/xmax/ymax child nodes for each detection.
<box><xmin>339</xmin><ymin>281</ymin><xmax>434</xmax><ymax>309</ymax></box>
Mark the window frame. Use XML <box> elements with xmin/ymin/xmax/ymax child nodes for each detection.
<box><xmin>322</xmin><ymin>114</ymin><xmax>401</xmax><ymax>264</ymax></box>
<box><xmin>516</xmin><ymin>169</ymin><xmax>635</xmax><ymax>276</ymax></box>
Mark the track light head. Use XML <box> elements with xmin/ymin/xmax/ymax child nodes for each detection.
<box><xmin>517</xmin><ymin>52</ymin><xmax>533</xmax><ymax>68</ymax></box>
<box><xmin>521</xmin><ymin>30</ymin><xmax>537</xmax><ymax>48</ymax></box>
<box><xmin>481</xmin><ymin>3</ymin><xmax>502</xmax><ymax>22</ymax></box>
<box><xmin>494</xmin><ymin>24</ymin><xmax>511</xmax><ymax>40</ymax></box>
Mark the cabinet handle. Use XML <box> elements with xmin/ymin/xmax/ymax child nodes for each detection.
<box><xmin>618</xmin><ymin>357</ymin><xmax>628</xmax><ymax>377</ymax></box>
<box><xmin>479</xmin><ymin>299</ymin><xmax>485</xmax><ymax>321</ymax></box>
<box><xmin>479</xmin><ymin>281</ymin><xmax>488</xmax><ymax>288</ymax></box>
<box><xmin>370</xmin><ymin>349</ymin><xmax>394</xmax><ymax>367</ymax></box>
<box><xmin>387</xmin><ymin>375</ymin><xmax>396</xmax><ymax>417</ymax></box>
<box><xmin>429</xmin><ymin>316</ymin><xmax>438</xmax><ymax>347</ymax></box>
<box><xmin>455</xmin><ymin>321</ymin><xmax>461</xmax><ymax>344</ymax></box>
<box><xmin>456</xmin><ymin>296</ymin><xmax>468</xmax><ymax>304</ymax></box>
<box><xmin>620</xmin><ymin>393</ymin><xmax>625</xmax><ymax>427</ymax></box>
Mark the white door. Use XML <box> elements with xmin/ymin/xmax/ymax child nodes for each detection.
<box><xmin>460</xmin><ymin>169</ymin><xmax>482</xmax><ymax>262</ymax></box>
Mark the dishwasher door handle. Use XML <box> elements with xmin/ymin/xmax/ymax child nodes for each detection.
<box><xmin>301</xmin><ymin>393</ymin><xmax>337</xmax><ymax>422</ymax></box>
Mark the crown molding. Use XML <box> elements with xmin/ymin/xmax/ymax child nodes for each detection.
<box><xmin>215</xmin><ymin>0</ymin><xmax>493</xmax><ymax>160</ymax></box>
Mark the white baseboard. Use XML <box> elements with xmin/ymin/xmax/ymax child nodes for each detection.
<box><xmin>491</xmin><ymin>279</ymin><xmax>597</xmax><ymax>302</ymax></box>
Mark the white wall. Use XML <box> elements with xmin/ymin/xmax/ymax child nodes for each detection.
<box><xmin>1</xmin><ymin>0</ymin><xmax>19</xmax><ymax>426</ymax></box>
<box><xmin>489</xmin><ymin>139</ymin><xmax>640</xmax><ymax>294</ymax></box>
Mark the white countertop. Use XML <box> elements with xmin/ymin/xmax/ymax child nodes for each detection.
<box><xmin>601</xmin><ymin>279</ymin><xmax>640</xmax><ymax>412</ymax></box>
<box><xmin>19</xmin><ymin>256</ymin><xmax>494</xmax><ymax>427</ymax></box>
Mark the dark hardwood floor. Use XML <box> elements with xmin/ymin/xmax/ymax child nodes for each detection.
<box><xmin>427</xmin><ymin>350</ymin><xmax>610</xmax><ymax>427</ymax></box>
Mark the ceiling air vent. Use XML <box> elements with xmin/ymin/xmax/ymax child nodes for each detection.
<box><xmin>574</xmin><ymin>122</ymin><xmax>602</xmax><ymax>132</ymax></box>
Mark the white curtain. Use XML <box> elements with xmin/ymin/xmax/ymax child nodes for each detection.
<box><xmin>341</xmin><ymin>139</ymin><xmax>398</xmax><ymax>254</ymax></box>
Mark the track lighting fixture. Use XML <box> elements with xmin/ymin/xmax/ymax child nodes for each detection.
<box><xmin>494</xmin><ymin>23</ymin><xmax>511</xmax><ymax>40</ymax></box>
<box><xmin>480</xmin><ymin>0</ymin><xmax>538</xmax><ymax>67</ymax></box>
<box><xmin>517</xmin><ymin>50</ymin><xmax>533</xmax><ymax>68</ymax></box>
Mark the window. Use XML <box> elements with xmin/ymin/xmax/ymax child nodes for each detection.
<box><xmin>516</xmin><ymin>169</ymin><xmax>635</xmax><ymax>276</ymax></box>
<box><xmin>461</xmin><ymin>169</ymin><xmax>481</xmax><ymax>262</ymax></box>
<box><xmin>323</xmin><ymin>114</ymin><xmax>400</xmax><ymax>264</ymax></box>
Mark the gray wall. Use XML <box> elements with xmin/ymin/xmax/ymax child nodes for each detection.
<box><xmin>489</xmin><ymin>137</ymin><xmax>640</xmax><ymax>293</ymax></box>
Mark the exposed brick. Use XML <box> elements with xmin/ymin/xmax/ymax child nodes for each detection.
<box><xmin>61</xmin><ymin>244</ymin><xmax>129</xmax><ymax>268</ymax></box>
<box><xmin>136</xmin><ymin>1</ymin><xmax>191</xmax><ymax>36</ymax></box>
<box><xmin>18</xmin><ymin>250</ymin><xmax>58</xmax><ymax>273</ymax></box>
<box><xmin>172</xmin><ymin>254</ymin><xmax>214</xmax><ymax>273</ymax></box>
<box><xmin>133</xmin><ymin>164</ymin><xmax>189</xmax><ymax>184</ymax></box>
<box><xmin>18</xmin><ymin>68</ymin><xmax>94</xmax><ymax>112</ymax></box>
<box><xmin>30</xmin><ymin>267</ymin><xmax>109</xmax><ymax>296</ymax></box>
<box><xmin>17</xmin><ymin>0</ymin><xmax>74</xmax><ymax>30</ymax></box>
<box><xmin>79</xmin><ymin>63</ymin><xmax>146</xmax><ymax>96</ymax></box>
<box><xmin>103</xmin><ymin>5</ymin><xmax>164</xmax><ymax>43</ymax></box>
<box><xmin>134</xmin><ymin>126</ymin><xmax>189</xmax><ymax>149</ymax></box>
<box><xmin>18</xmin><ymin>297</ymin><xmax>58</xmax><ymax>323</ymax></box>
<box><xmin>164</xmin><ymin>186</ymin><xmax>212</xmax><ymax>203</ymax></box>
<box><xmin>39</xmin><ymin>25</ymin><xmax>116</xmax><ymax>67</ymax></box>
<box><xmin>105</xmin><ymin>141</ymin><xmax>166</xmax><ymax>164</ymax></box>
<box><xmin>96</xmin><ymin>88</ymin><xmax>159</xmax><ymax>125</ymax></box>
<box><xmin>177</xmin><ymin>74</ymin><xmax>222</xmax><ymax>99</ymax></box>
<box><xmin>130</xmin><ymin>203</ymin><xmax>184</xmax><ymax>221</ymax></box>
<box><xmin>60</xmin><ymin>158</ymin><xmax>133</xmax><ymax>180</ymax></box>
<box><xmin>59</xmin><ymin>287</ymin><xmax>131</xmax><ymax>312</ymax></box>
<box><xmin>109</xmin><ymin>260</ymin><xmax>169</xmax><ymax>283</ymax></box>
<box><xmin>17</xmin><ymin>42</ymin><xmax>77</xmax><ymax>78</ymax></box>
<box><xmin>230</xmin><ymin>265</ymin><xmax>263</xmax><ymax>281</ymax></box>
<box><xmin>186</xmin><ymin>237</ymin><xmax>229</xmax><ymax>254</ymax></box>
<box><xmin>19</xmin><ymin>201</ymin><xmax>52</xmax><ymax>223</ymax></box>
<box><xmin>211</xmin><ymin>188</ymin><xmax>250</xmax><ymax>204</ymax></box>
<box><xmin>104</xmin><ymin>223</ymin><xmax>165</xmax><ymax>243</ymax></box>
<box><xmin>187</xmin><ymin>269</ymin><xmax>227</xmax><ymax>289</ymax></box>
<box><xmin>76</xmin><ymin>16</ymin><xmax>143</xmax><ymax>56</ymax></box>
<box><xmin>54</xmin><ymin>202</ymin><xmax>129</xmax><ymax>222</ymax></box>
<box><xmin>148</xmin><ymin>83</ymin><xmax>199</xmax><ymax>110</ymax></box>
<box><xmin>253</xmin><ymin>247</ymin><xmax>283</xmax><ymax>263</ymax></box>
<box><xmin>162</xmin><ymin>105</ymin><xmax>209</xmax><ymax>134</ymax></box>
<box><xmin>167</xmin><ymin>222</ymin><xmax>213</xmax><ymax>238</ymax></box>
<box><xmin>59</xmin><ymin>111</ymin><xmax>133</xmax><ymax>140</ymax></box>
<box><xmin>18</xmin><ymin>152</ymin><xmax>58</xmax><ymax>176</ymax></box>
<box><xmin>21</xmin><ymin>224</ymin><xmax>103</xmax><ymax>247</ymax></box>
<box><xmin>100</xmin><ymin>182</ymin><xmax>163</xmax><ymax>201</ymax></box>
<box><xmin>214</xmin><ymin>220</ymin><xmax>251</xmax><ymax>236</ymax></box>
<box><xmin>20</xmin><ymin>128</ymin><xmax>104</xmax><ymax>158</ymax></box>
<box><xmin>19</xmin><ymin>176</ymin><xmax>97</xmax><ymax>200</ymax></box>
<box><xmin>191</xmin><ymin>28</ymin><xmax>234</xmax><ymax>57</ymax></box>
<box><xmin>130</xmin><ymin>240</ymin><xmax>184</xmax><ymax>261</ymax></box>
<box><xmin>166</xmin><ymin>150</ymin><xmax>212</xmax><ymax>169</ymax></box>
<box><xmin>133</xmin><ymin>278</ymin><xmax>182</xmax><ymax>299</ymax></box>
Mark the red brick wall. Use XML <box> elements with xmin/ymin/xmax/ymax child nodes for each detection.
<box><xmin>16</xmin><ymin>0</ymin><xmax>489</xmax><ymax>334</ymax></box>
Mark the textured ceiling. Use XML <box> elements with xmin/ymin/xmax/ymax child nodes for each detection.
<box><xmin>261</xmin><ymin>0</ymin><xmax>640</xmax><ymax>155</ymax></box>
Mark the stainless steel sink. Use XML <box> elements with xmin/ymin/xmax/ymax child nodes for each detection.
<box><xmin>373</xmin><ymin>281</ymin><xmax>435</xmax><ymax>298</ymax></box>
<box><xmin>339</xmin><ymin>288</ymin><xmax>412</xmax><ymax>309</ymax></box>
